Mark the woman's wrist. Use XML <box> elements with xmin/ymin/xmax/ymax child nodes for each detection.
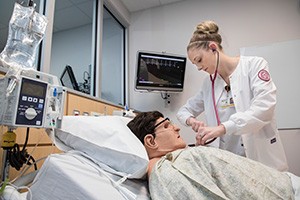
<box><xmin>186</xmin><ymin>117</ymin><xmax>195</xmax><ymax>126</ymax></box>
<box><xmin>219</xmin><ymin>124</ymin><xmax>226</xmax><ymax>135</ymax></box>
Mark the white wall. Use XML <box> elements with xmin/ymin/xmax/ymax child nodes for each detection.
<box><xmin>128</xmin><ymin>0</ymin><xmax>300</xmax><ymax>175</ymax></box>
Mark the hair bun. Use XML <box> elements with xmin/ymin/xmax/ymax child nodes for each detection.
<box><xmin>187</xmin><ymin>20</ymin><xmax>223</xmax><ymax>51</ymax></box>
<box><xmin>195</xmin><ymin>20</ymin><xmax>219</xmax><ymax>35</ymax></box>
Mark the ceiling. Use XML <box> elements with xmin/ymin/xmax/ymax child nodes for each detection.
<box><xmin>0</xmin><ymin>0</ymin><xmax>186</xmax><ymax>49</ymax></box>
<box><xmin>120</xmin><ymin>0</ymin><xmax>186</xmax><ymax>12</ymax></box>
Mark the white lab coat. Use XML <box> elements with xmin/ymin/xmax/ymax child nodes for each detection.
<box><xmin>177</xmin><ymin>56</ymin><xmax>288</xmax><ymax>171</ymax></box>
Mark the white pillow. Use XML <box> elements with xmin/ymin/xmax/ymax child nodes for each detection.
<box><xmin>51</xmin><ymin>115</ymin><xmax>149</xmax><ymax>179</ymax></box>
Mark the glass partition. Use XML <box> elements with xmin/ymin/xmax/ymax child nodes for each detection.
<box><xmin>49</xmin><ymin>0</ymin><xmax>95</xmax><ymax>95</ymax></box>
<box><xmin>1</xmin><ymin>0</ymin><xmax>127</xmax><ymax>106</ymax></box>
<box><xmin>101</xmin><ymin>6</ymin><xmax>125</xmax><ymax>105</ymax></box>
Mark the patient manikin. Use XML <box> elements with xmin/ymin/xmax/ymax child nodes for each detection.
<box><xmin>127</xmin><ymin>111</ymin><xmax>300</xmax><ymax>200</ymax></box>
<box><xmin>0</xmin><ymin>2</ymin><xmax>47</xmax><ymax>70</ymax></box>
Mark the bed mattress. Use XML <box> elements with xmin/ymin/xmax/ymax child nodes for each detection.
<box><xmin>28</xmin><ymin>151</ymin><xmax>150</xmax><ymax>200</ymax></box>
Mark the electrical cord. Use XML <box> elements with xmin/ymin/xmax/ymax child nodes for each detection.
<box><xmin>78</xmin><ymin>70</ymin><xmax>91</xmax><ymax>94</ymax></box>
<box><xmin>7</xmin><ymin>144</ymin><xmax>37</xmax><ymax>171</ymax></box>
<box><xmin>10</xmin><ymin>127</ymin><xmax>47</xmax><ymax>184</ymax></box>
<box><xmin>7</xmin><ymin>128</ymin><xmax>37</xmax><ymax>171</ymax></box>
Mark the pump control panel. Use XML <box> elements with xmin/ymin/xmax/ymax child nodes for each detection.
<box><xmin>0</xmin><ymin>75</ymin><xmax>65</xmax><ymax>129</ymax></box>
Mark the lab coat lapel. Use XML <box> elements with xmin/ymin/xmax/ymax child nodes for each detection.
<box><xmin>213</xmin><ymin>75</ymin><xmax>225</xmax><ymax>103</ymax></box>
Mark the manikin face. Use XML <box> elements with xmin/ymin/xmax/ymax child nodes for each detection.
<box><xmin>188</xmin><ymin>47</ymin><xmax>218</xmax><ymax>75</ymax></box>
<box><xmin>153</xmin><ymin>117</ymin><xmax>187</xmax><ymax>152</ymax></box>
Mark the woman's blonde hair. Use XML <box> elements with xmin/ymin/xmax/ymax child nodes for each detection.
<box><xmin>187</xmin><ymin>20</ymin><xmax>223</xmax><ymax>51</ymax></box>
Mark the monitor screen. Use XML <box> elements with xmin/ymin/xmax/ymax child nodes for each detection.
<box><xmin>60</xmin><ymin>65</ymin><xmax>79</xmax><ymax>91</ymax></box>
<box><xmin>135</xmin><ymin>51</ymin><xmax>187</xmax><ymax>92</ymax></box>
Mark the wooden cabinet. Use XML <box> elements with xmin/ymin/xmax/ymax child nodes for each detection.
<box><xmin>1</xmin><ymin>89</ymin><xmax>123</xmax><ymax>180</ymax></box>
<box><xmin>65</xmin><ymin>92</ymin><xmax>122</xmax><ymax>116</ymax></box>
<box><xmin>0</xmin><ymin>127</ymin><xmax>54</xmax><ymax>180</ymax></box>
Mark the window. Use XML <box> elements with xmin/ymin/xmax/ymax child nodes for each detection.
<box><xmin>49</xmin><ymin>0</ymin><xmax>126</xmax><ymax>106</ymax></box>
<box><xmin>0</xmin><ymin>1</ymin><xmax>17</xmax><ymax>52</ymax></box>
<box><xmin>101</xmin><ymin>6</ymin><xmax>125</xmax><ymax>105</ymax></box>
<box><xmin>49</xmin><ymin>0</ymin><xmax>95</xmax><ymax>95</ymax></box>
<box><xmin>1</xmin><ymin>0</ymin><xmax>127</xmax><ymax>106</ymax></box>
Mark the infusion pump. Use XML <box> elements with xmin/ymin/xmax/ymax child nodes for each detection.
<box><xmin>0</xmin><ymin>71</ymin><xmax>65</xmax><ymax>129</ymax></box>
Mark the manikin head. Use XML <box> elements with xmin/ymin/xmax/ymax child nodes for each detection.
<box><xmin>127</xmin><ymin>111</ymin><xmax>187</xmax><ymax>159</ymax></box>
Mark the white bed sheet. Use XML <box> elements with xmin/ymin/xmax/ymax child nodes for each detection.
<box><xmin>28</xmin><ymin>151</ymin><xmax>151</xmax><ymax>200</ymax></box>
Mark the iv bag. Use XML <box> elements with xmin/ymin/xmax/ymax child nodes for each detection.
<box><xmin>0</xmin><ymin>3</ymin><xmax>48</xmax><ymax>70</ymax></box>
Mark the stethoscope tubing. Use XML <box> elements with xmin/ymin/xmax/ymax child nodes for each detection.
<box><xmin>205</xmin><ymin>50</ymin><xmax>220</xmax><ymax>145</ymax></box>
<box><xmin>210</xmin><ymin>50</ymin><xmax>221</xmax><ymax>126</ymax></box>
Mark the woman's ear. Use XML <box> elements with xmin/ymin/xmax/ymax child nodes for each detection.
<box><xmin>144</xmin><ymin>134</ymin><xmax>158</xmax><ymax>149</ymax></box>
<box><xmin>209</xmin><ymin>42</ymin><xmax>218</xmax><ymax>52</ymax></box>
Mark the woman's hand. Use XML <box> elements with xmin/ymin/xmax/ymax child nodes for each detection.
<box><xmin>187</xmin><ymin>117</ymin><xmax>206</xmax><ymax>133</ymax></box>
<box><xmin>196</xmin><ymin>124</ymin><xmax>226</xmax><ymax>146</ymax></box>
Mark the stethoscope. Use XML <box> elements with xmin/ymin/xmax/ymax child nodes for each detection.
<box><xmin>204</xmin><ymin>49</ymin><xmax>220</xmax><ymax>145</ymax></box>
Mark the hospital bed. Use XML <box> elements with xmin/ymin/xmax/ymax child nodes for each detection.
<box><xmin>3</xmin><ymin>115</ymin><xmax>300</xmax><ymax>200</ymax></box>
<box><xmin>1</xmin><ymin>115</ymin><xmax>151</xmax><ymax>200</ymax></box>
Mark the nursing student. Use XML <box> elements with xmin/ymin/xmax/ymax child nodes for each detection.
<box><xmin>176</xmin><ymin>20</ymin><xmax>288</xmax><ymax>171</ymax></box>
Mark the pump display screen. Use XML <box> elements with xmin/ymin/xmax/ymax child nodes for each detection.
<box><xmin>21</xmin><ymin>78</ymin><xmax>47</xmax><ymax>98</ymax></box>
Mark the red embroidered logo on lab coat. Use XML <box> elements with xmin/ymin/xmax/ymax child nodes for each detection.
<box><xmin>258</xmin><ymin>69</ymin><xmax>270</xmax><ymax>82</ymax></box>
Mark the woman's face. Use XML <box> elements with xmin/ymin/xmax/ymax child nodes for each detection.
<box><xmin>188</xmin><ymin>47</ymin><xmax>217</xmax><ymax>75</ymax></box>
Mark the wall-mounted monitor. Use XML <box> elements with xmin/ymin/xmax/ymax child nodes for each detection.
<box><xmin>60</xmin><ymin>65</ymin><xmax>79</xmax><ymax>91</ymax></box>
<box><xmin>135</xmin><ymin>51</ymin><xmax>187</xmax><ymax>92</ymax></box>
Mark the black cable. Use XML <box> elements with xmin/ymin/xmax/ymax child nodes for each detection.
<box><xmin>7</xmin><ymin>128</ymin><xmax>37</xmax><ymax>171</ymax></box>
<box><xmin>22</xmin><ymin>127</ymin><xmax>30</xmax><ymax>152</ymax></box>
<box><xmin>28</xmin><ymin>0</ymin><xmax>34</xmax><ymax>7</ymax></box>
<box><xmin>83</xmin><ymin>71</ymin><xmax>90</xmax><ymax>80</ymax></box>
<box><xmin>8</xmin><ymin>144</ymin><xmax>26</xmax><ymax>171</ymax></box>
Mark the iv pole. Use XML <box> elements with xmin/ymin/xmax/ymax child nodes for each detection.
<box><xmin>1</xmin><ymin>0</ymin><xmax>38</xmax><ymax>182</ymax></box>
